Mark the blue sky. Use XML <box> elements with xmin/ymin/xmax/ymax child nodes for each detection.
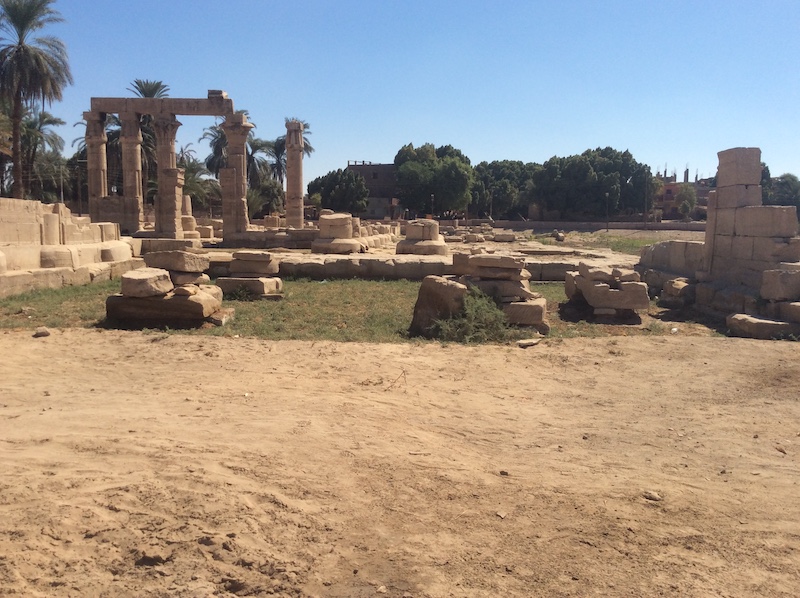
<box><xmin>47</xmin><ymin>0</ymin><xmax>799</xmax><ymax>188</ymax></box>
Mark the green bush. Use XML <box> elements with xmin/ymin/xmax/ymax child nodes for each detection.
<box><xmin>431</xmin><ymin>288</ymin><xmax>511</xmax><ymax>344</ymax></box>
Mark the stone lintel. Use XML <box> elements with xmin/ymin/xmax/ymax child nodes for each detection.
<box><xmin>91</xmin><ymin>96</ymin><xmax>235</xmax><ymax>117</ymax></box>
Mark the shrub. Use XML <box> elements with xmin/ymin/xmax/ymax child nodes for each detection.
<box><xmin>430</xmin><ymin>288</ymin><xmax>510</xmax><ymax>343</ymax></box>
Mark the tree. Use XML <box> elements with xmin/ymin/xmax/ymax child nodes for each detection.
<box><xmin>20</xmin><ymin>106</ymin><xmax>62</xmax><ymax>197</ymax></box>
<box><xmin>0</xmin><ymin>0</ymin><xmax>72</xmax><ymax>199</ymax></box>
<box><xmin>768</xmin><ymin>173</ymin><xmax>800</xmax><ymax>207</ymax></box>
<box><xmin>307</xmin><ymin>168</ymin><xmax>368</xmax><ymax>214</ymax></box>
<box><xmin>761</xmin><ymin>162</ymin><xmax>772</xmax><ymax>204</ymax></box>
<box><xmin>676</xmin><ymin>183</ymin><xmax>697</xmax><ymax>220</ymax></box>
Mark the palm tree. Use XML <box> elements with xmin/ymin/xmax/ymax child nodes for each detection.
<box><xmin>128</xmin><ymin>79</ymin><xmax>168</xmax><ymax>203</ymax></box>
<box><xmin>20</xmin><ymin>106</ymin><xmax>62</xmax><ymax>197</ymax></box>
<box><xmin>127</xmin><ymin>78</ymin><xmax>169</xmax><ymax>99</ymax></box>
<box><xmin>270</xmin><ymin>118</ymin><xmax>314</xmax><ymax>186</ymax></box>
<box><xmin>0</xmin><ymin>0</ymin><xmax>72</xmax><ymax>199</ymax></box>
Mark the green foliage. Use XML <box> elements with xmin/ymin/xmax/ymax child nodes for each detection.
<box><xmin>767</xmin><ymin>173</ymin><xmax>800</xmax><ymax>207</ymax></box>
<box><xmin>676</xmin><ymin>183</ymin><xmax>697</xmax><ymax>219</ymax></box>
<box><xmin>430</xmin><ymin>288</ymin><xmax>511</xmax><ymax>344</ymax></box>
<box><xmin>307</xmin><ymin>168</ymin><xmax>369</xmax><ymax>213</ymax></box>
<box><xmin>394</xmin><ymin>142</ymin><xmax>474</xmax><ymax>216</ymax></box>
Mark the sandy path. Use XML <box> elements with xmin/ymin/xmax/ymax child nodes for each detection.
<box><xmin>1</xmin><ymin>329</ymin><xmax>798</xmax><ymax>597</ymax></box>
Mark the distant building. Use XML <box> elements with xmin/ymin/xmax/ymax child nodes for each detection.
<box><xmin>652</xmin><ymin>168</ymin><xmax>713</xmax><ymax>219</ymax></box>
<box><xmin>346</xmin><ymin>161</ymin><xmax>400</xmax><ymax>219</ymax></box>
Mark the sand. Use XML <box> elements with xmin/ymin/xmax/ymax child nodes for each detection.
<box><xmin>1</xmin><ymin>328</ymin><xmax>798</xmax><ymax>597</ymax></box>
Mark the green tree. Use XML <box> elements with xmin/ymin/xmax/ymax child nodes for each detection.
<box><xmin>20</xmin><ymin>106</ymin><xmax>62</xmax><ymax>197</ymax></box>
<box><xmin>761</xmin><ymin>162</ymin><xmax>772</xmax><ymax>204</ymax></box>
<box><xmin>0</xmin><ymin>0</ymin><xmax>72</xmax><ymax>199</ymax></box>
<box><xmin>768</xmin><ymin>173</ymin><xmax>800</xmax><ymax>207</ymax></box>
<box><xmin>307</xmin><ymin>168</ymin><xmax>368</xmax><ymax>214</ymax></box>
<box><xmin>676</xmin><ymin>183</ymin><xmax>697</xmax><ymax>220</ymax></box>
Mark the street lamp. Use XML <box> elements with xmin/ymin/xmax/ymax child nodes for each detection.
<box><xmin>605</xmin><ymin>192</ymin><xmax>609</xmax><ymax>232</ymax></box>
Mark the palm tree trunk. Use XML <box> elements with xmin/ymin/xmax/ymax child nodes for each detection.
<box><xmin>11</xmin><ymin>90</ymin><xmax>23</xmax><ymax>199</ymax></box>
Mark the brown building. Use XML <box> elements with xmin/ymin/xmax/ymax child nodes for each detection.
<box><xmin>346</xmin><ymin>161</ymin><xmax>399</xmax><ymax>219</ymax></box>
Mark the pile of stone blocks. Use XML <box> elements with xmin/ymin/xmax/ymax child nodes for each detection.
<box><xmin>142</xmin><ymin>250</ymin><xmax>211</xmax><ymax>286</ymax></box>
<box><xmin>106</xmin><ymin>266</ymin><xmax>230</xmax><ymax>327</ymax></box>
<box><xmin>215</xmin><ymin>250</ymin><xmax>284</xmax><ymax>299</ymax></box>
<box><xmin>565</xmin><ymin>262</ymin><xmax>650</xmax><ymax>316</ymax></box>
<box><xmin>452</xmin><ymin>252</ymin><xmax>549</xmax><ymax>333</ymax></box>
<box><xmin>396</xmin><ymin>219</ymin><xmax>448</xmax><ymax>255</ymax></box>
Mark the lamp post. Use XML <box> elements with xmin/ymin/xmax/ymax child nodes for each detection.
<box><xmin>605</xmin><ymin>192</ymin><xmax>609</xmax><ymax>232</ymax></box>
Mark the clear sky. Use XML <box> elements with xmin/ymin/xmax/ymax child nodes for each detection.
<box><xmin>46</xmin><ymin>0</ymin><xmax>800</xmax><ymax>188</ymax></box>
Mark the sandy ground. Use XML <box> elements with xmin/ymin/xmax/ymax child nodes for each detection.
<box><xmin>1</xmin><ymin>329</ymin><xmax>799</xmax><ymax>597</ymax></box>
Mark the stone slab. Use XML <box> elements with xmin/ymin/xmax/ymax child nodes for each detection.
<box><xmin>143</xmin><ymin>250</ymin><xmax>210</xmax><ymax>273</ymax></box>
<box><xmin>120</xmin><ymin>267</ymin><xmax>174</xmax><ymax>297</ymax></box>
<box><xmin>726</xmin><ymin>313</ymin><xmax>800</xmax><ymax>340</ymax></box>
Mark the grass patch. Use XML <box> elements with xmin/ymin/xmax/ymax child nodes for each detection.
<box><xmin>588</xmin><ymin>234</ymin><xmax>661</xmax><ymax>255</ymax></box>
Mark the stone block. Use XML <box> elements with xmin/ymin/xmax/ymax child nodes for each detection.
<box><xmin>232</xmin><ymin>249</ymin><xmax>274</xmax><ymax>262</ymax></box>
<box><xmin>685</xmin><ymin>241</ymin><xmax>706</xmax><ymax>273</ymax></box>
<box><xmin>761</xmin><ymin>269</ymin><xmax>800</xmax><ymax>301</ymax></box>
<box><xmin>715</xmin><ymin>209</ymin><xmax>737</xmax><ymax>236</ymax></box>
<box><xmin>451</xmin><ymin>252</ymin><xmax>472</xmax><ymax>275</ymax></box>
<box><xmin>716</xmin><ymin>147</ymin><xmax>762</xmax><ymax>187</ymax></box>
<box><xmin>120</xmin><ymin>267</ymin><xmax>174</xmax><ymax>297</ymax></box>
<box><xmin>0</xmin><ymin>270</ymin><xmax>35</xmax><ymax>297</ymax></box>
<box><xmin>540</xmin><ymin>262</ymin><xmax>573</xmax><ymax>281</ymax></box>
<box><xmin>778</xmin><ymin>301</ymin><xmax>800</xmax><ymax>323</ymax></box>
<box><xmin>493</xmin><ymin>232</ymin><xmax>516</xmax><ymax>242</ymax></box>
<box><xmin>100</xmin><ymin>241</ymin><xmax>133</xmax><ymax>262</ymax></box>
<box><xmin>715</xmin><ymin>185</ymin><xmax>762</xmax><ymax>209</ymax></box>
<box><xmin>579</xmin><ymin>279</ymin><xmax>650</xmax><ymax>310</ymax></box>
<box><xmin>171</xmin><ymin>271</ymin><xmax>211</xmax><ymax>285</ymax></box>
<box><xmin>578</xmin><ymin>262</ymin><xmax>614</xmax><ymax>282</ymax></box>
<box><xmin>395</xmin><ymin>239</ymin><xmax>448</xmax><ymax>256</ymax></box>
<box><xmin>639</xmin><ymin>242</ymin><xmax>668</xmax><ymax>270</ymax></box>
<box><xmin>0</xmin><ymin>250</ymin><xmax>5</xmax><ymax>274</ymax></box>
<box><xmin>735</xmin><ymin>206</ymin><xmax>799</xmax><ymax>238</ymax></box>
<box><xmin>564</xmin><ymin>271</ymin><xmax>580</xmax><ymax>300</ymax></box>
<box><xmin>726</xmin><ymin>313</ymin><xmax>800</xmax><ymax>340</ymax></box>
<box><xmin>181</xmin><ymin>215</ymin><xmax>197</xmax><ymax>232</ymax></box>
<box><xmin>321</xmin><ymin>257</ymin><xmax>359</xmax><ymax>279</ymax></box>
<box><xmin>197</xmin><ymin>225</ymin><xmax>214</xmax><ymax>239</ymax></box>
<box><xmin>730</xmin><ymin>235</ymin><xmax>754</xmax><ymax>260</ymax></box>
<box><xmin>469</xmin><ymin>254</ymin><xmax>525</xmax><ymax>270</ymax></box>
<box><xmin>229</xmin><ymin>258</ymin><xmax>279</xmax><ymax>275</ymax></box>
<box><xmin>311</xmin><ymin>238</ymin><xmax>365</xmax><ymax>254</ymax></box>
<box><xmin>502</xmin><ymin>297</ymin><xmax>547</xmax><ymax>326</ymax></box>
<box><xmin>216</xmin><ymin>277</ymin><xmax>283</xmax><ymax>296</ymax></box>
<box><xmin>406</xmin><ymin>219</ymin><xmax>439</xmax><ymax>241</ymax></box>
<box><xmin>408</xmin><ymin>275</ymin><xmax>467</xmax><ymax>338</ymax></box>
<box><xmin>467</xmin><ymin>278</ymin><xmax>536</xmax><ymax>301</ymax></box>
<box><xmin>85</xmin><ymin>262</ymin><xmax>112</xmax><ymax>282</ymax></box>
<box><xmin>40</xmin><ymin>246</ymin><xmax>78</xmax><ymax>269</ymax></box>
<box><xmin>143</xmin><ymin>250</ymin><xmax>210</xmax><ymax>273</ymax></box>
<box><xmin>713</xmin><ymin>235</ymin><xmax>733</xmax><ymax>258</ymax></box>
<box><xmin>106</xmin><ymin>290</ymin><xmax>222</xmax><ymax>322</ymax></box>
<box><xmin>472</xmin><ymin>266</ymin><xmax>531</xmax><ymax>281</ymax></box>
<box><xmin>109</xmin><ymin>258</ymin><xmax>145</xmax><ymax>279</ymax></box>
<box><xmin>319</xmin><ymin>222</ymin><xmax>353</xmax><ymax>239</ymax></box>
<box><xmin>523</xmin><ymin>262</ymin><xmax>543</xmax><ymax>281</ymax></box>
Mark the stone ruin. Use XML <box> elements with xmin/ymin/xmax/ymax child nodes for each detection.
<box><xmin>106</xmin><ymin>250</ymin><xmax>231</xmax><ymax>327</ymax></box>
<box><xmin>638</xmin><ymin>147</ymin><xmax>800</xmax><ymax>339</ymax></box>
<box><xmin>564</xmin><ymin>262</ymin><xmax>650</xmax><ymax>317</ymax></box>
<box><xmin>397</xmin><ymin>219</ymin><xmax>448</xmax><ymax>255</ymax></box>
<box><xmin>409</xmin><ymin>252</ymin><xmax>549</xmax><ymax>337</ymax></box>
<box><xmin>215</xmin><ymin>250</ymin><xmax>284</xmax><ymax>299</ymax></box>
<box><xmin>310</xmin><ymin>211</ymin><xmax>396</xmax><ymax>254</ymax></box>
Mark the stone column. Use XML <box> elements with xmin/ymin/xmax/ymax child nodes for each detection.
<box><xmin>120</xmin><ymin>113</ymin><xmax>144</xmax><ymax>232</ymax></box>
<box><xmin>285</xmin><ymin>120</ymin><xmax>305</xmax><ymax>229</ymax></box>
<box><xmin>83</xmin><ymin>111</ymin><xmax>107</xmax><ymax>222</ymax></box>
<box><xmin>153</xmin><ymin>116</ymin><xmax>184</xmax><ymax>238</ymax></box>
<box><xmin>220</xmin><ymin>113</ymin><xmax>254</xmax><ymax>236</ymax></box>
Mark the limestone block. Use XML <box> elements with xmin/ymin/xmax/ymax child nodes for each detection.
<box><xmin>395</xmin><ymin>239</ymin><xmax>448</xmax><ymax>256</ymax></box>
<box><xmin>493</xmin><ymin>232</ymin><xmax>516</xmax><ymax>242</ymax></box>
<box><xmin>311</xmin><ymin>238</ymin><xmax>365</xmax><ymax>254</ymax></box>
<box><xmin>525</xmin><ymin>262</ymin><xmax>543</xmax><ymax>281</ymax></box>
<box><xmin>320</xmin><ymin>257</ymin><xmax>359</xmax><ymax>278</ymax></box>
<box><xmin>579</xmin><ymin>279</ymin><xmax>650</xmax><ymax>310</ymax></box>
<box><xmin>109</xmin><ymin>257</ymin><xmax>145</xmax><ymax>279</ymax></box>
<box><xmin>715</xmin><ymin>209</ymin><xmax>737</xmax><ymax>236</ymax></box>
<box><xmin>408</xmin><ymin>275</ymin><xmax>468</xmax><ymax>338</ymax></box>
<box><xmin>120</xmin><ymin>267</ymin><xmax>174</xmax><ymax>297</ymax></box>
<box><xmin>735</xmin><ymin>206</ymin><xmax>799</xmax><ymax>238</ymax></box>
<box><xmin>196</xmin><ymin>225</ymin><xmax>213</xmax><ymax>238</ymax></box>
<box><xmin>472</xmin><ymin>266</ymin><xmax>531</xmax><ymax>281</ymax></box>
<box><xmin>406</xmin><ymin>219</ymin><xmax>440</xmax><ymax>241</ymax></box>
<box><xmin>726</xmin><ymin>313</ymin><xmax>800</xmax><ymax>340</ymax></box>
<box><xmin>613</xmin><ymin>269</ymin><xmax>641</xmax><ymax>282</ymax></box>
<box><xmin>578</xmin><ymin>262</ymin><xmax>614</xmax><ymax>283</ymax></box>
<box><xmin>684</xmin><ymin>242</ymin><xmax>706</xmax><ymax>274</ymax></box>
<box><xmin>232</xmin><ymin>249</ymin><xmax>273</xmax><ymax>262</ymax></box>
<box><xmin>503</xmin><ymin>297</ymin><xmax>547</xmax><ymax>326</ymax></box>
<box><xmin>199</xmin><ymin>284</ymin><xmax>223</xmax><ymax>303</ymax></box>
<box><xmin>40</xmin><ymin>246</ymin><xmax>78</xmax><ymax>269</ymax></box>
<box><xmin>0</xmin><ymin>250</ymin><xmax>5</xmax><ymax>274</ymax></box>
<box><xmin>639</xmin><ymin>242</ymin><xmax>668</xmax><ymax>270</ymax></box>
<box><xmin>713</xmin><ymin>235</ymin><xmax>733</xmax><ymax>258</ymax></box>
<box><xmin>469</xmin><ymin>254</ymin><xmax>526</xmax><ymax>270</ymax></box>
<box><xmin>183</xmin><ymin>231</ymin><xmax>201</xmax><ymax>240</ymax></box>
<box><xmin>730</xmin><ymin>235</ymin><xmax>754</xmax><ymax>260</ymax></box>
<box><xmin>715</xmin><ymin>185</ymin><xmax>762</xmax><ymax>209</ymax></box>
<box><xmin>452</xmin><ymin>252</ymin><xmax>472</xmax><ymax>275</ymax></box>
<box><xmin>564</xmin><ymin>271</ymin><xmax>580</xmax><ymax>300</ymax></box>
<box><xmin>320</xmin><ymin>222</ymin><xmax>353</xmax><ymax>239</ymax></box>
<box><xmin>76</xmin><ymin>245</ymin><xmax>102</xmax><ymax>266</ymax></box>
<box><xmin>761</xmin><ymin>269</ymin><xmax>800</xmax><ymax>301</ymax></box>
<box><xmin>229</xmin><ymin>259</ymin><xmax>279</xmax><ymax>275</ymax></box>
<box><xmin>42</xmin><ymin>213</ymin><xmax>60</xmax><ymax>245</ymax></box>
<box><xmin>139</xmin><ymin>238</ymin><xmax>201</xmax><ymax>253</ymax></box>
<box><xmin>216</xmin><ymin>277</ymin><xmax>283</xmax><ymax>296</ymax></box>
<box><xmin>85</xmin><ymin>262</ymin><xmax>112</xmax><ymax>282</ymax></box>
<box><xmin>464</xmin><ymin>233</ymin><xmax>485</xmax><ymax>243</ymax></box>
<box><xmin>360</xmin><ymin>257</ymin><xmax>397</xmax><ymax>279</ymax></box>
<box><xmin>695</xmin><ymin>283</ymin><xmax>716</xmax><ymax>306</ymax></box>
<box><xmin>173</xmin><ymin>284</ymin><xmax>199</xmax><ymax>296</ymax></box>
<box><xmin>143</xmin><ymin>250</ymin><xmax>210</xmax><ymax>273</ymax></box>
<box><xmin>98</xmin><ymin>222</ymin><xmax>119</xmax><ymax>242</ymax></box>
<box><xmin>468</xmin><ymin>278</ymin><xmax>537</xmax><ymax>301</ymax></box>
<box><xmin>106</xmin><ymin>290</ymin><xmax>222</xmax><ymax>322</ymax></box>
<box><xmin>778</xmin><ymin>301</ymin><xmax>800</xmax><ymax>323</ymax></box>
<box><xmin>171</xmin><ymin>271</ymin><xmax>211</xmax><ymax>285</ymax></box>
<box><xmin>711</xmin><ymin>286</ymin><xmax>756</xmax><ymax>313</ymax></box>
<box><xmin>663</xmin><ymin>278</ymin><xmax>695</xmax><ymax>301</ymax></box>
<box><xmin>0</xmin><ymin>271</ymin><xmax>35</xmax><ymax>298</ymax></box>
<box><xmin>181</xmin><ymin>215</ymin><xmax>197</xmax><ymax>232</ymax></box>
<box><xmin>100</xmin><ymin>241</ymin><xmax>133</xmax><ymax>263</ymax></box>
<box><xmin>716</xmin><ymin>148</ymin><xmax>762</xmax><ymax>187</ymax></box>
